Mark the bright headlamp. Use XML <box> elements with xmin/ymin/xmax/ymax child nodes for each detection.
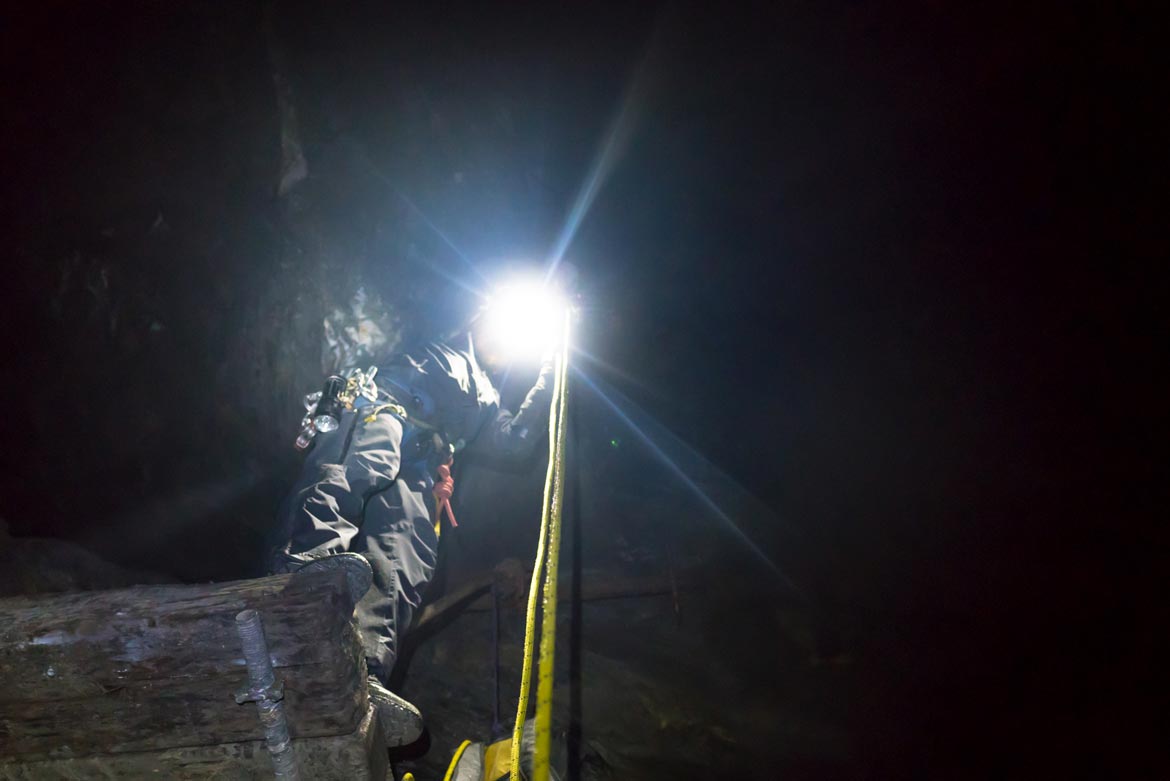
<box><xmin>482</xmin><ymin>277</ymin><xmax>568</xmax><ymax>361</ymax></box>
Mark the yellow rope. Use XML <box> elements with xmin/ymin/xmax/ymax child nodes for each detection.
<box><xmin>510</xmin><ymin>313</ymin><xmax>571</xmax><ymax>781</ymax></box>
<box><xmin>533</xmin><ymin>314</ymin><xmax>570</xmax><ymax>781</ymax></box>
<box><xmin>442</xmin><ymin>739</ymin><xmax>473</xmax><ymax>781</ymax></box>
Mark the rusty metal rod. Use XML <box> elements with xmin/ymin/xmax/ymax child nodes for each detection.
<box><xmin>235</xmin><ymin>609</ymin><xmax>299</xmax><ymax>780</ymax></box>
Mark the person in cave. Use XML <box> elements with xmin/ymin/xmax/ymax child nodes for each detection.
<box><xmin>266</xmin><ymin>293</ymin><xmax>555</xmax><ymax>747</ymax></box>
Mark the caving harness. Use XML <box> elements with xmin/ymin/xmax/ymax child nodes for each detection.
<box><xmin>295</xmin><ymin>367</ymin><xmax>382</xmax><ymax>449</ymax></box>
<box><xmin>295</xmin><ymin>366</ymin><xmax>461</xmax><ymax>533</ymax></box>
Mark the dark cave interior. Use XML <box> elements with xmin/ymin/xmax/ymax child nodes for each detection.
<box><xmin>0</xmin><ymin>2</ymin><xmax>1158</xmax><ymax>778</ymax></box>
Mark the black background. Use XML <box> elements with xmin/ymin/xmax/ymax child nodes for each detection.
<box><xmin>0</xmin><ymin>1</ymin><xmax>1159</xmax><ymax>775</ymax></box>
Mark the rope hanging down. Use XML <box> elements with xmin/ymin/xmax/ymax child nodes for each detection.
<box><xmin>510</xmin><ymin>312</ymin><xmax>571</xmax><ymax>781</ymax></box>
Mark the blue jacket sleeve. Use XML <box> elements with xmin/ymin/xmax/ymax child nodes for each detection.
<box><xmin>472</xmin><ymin>360</ymin><xmax>556</xmax><ymax>461</ymax></box>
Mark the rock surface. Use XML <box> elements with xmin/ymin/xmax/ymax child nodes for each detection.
<box><xmin>0</xmin><ymin>520</ymin><xmax>175</xmax><ymax>598</ymax></box>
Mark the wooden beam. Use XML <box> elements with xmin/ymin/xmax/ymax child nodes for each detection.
<box><xmin>0</xmin><ymin>706</ymin><xmax>387</xmax><ymax>781</ymax></box>
<box><xmin>0</xmin><ymin>572</ymin><xmax>367</xmax><ymax>762</ymax></box>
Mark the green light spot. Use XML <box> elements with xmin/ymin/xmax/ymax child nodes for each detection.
<box><xmin>610</xmin><ymin>438</ymin><xmax>620</xmax><ymax>448</ymax></box>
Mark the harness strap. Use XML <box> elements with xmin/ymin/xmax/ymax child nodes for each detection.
<box><xmin>362</xmin><ymin>401</ymin><xmax>407</xmax><ymax>423</ymax></box>
<box><xmin>361</xmin><ymin>374</ymin><xmax>459</xmax><ymax>537</ymax></box>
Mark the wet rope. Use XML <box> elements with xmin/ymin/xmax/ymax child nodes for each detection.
<box><xmin>533</xmin><ymin>314</ymin><xmax>571</xmax><ymax>780</ymax></box>
<box><xmin>510</xmin><ymin>312</ymin><xmax>571</xmax><ymax>781</ymax></box>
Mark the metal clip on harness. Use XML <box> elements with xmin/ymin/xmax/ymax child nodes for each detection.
<box><xmin>295</xmin><ymin>366</ymin><xmax>380</xmax><ymax>450</ymax></box>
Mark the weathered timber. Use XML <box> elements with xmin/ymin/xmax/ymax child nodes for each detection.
<box><xmin>0</xmin><ymin>571</ymin><xmax>367</xmax><ymax>763</ymax></box>
<box><xmin>0</xmin><ymin>705</ymin><xmax>387</xmax><ymax>780</ymax></box>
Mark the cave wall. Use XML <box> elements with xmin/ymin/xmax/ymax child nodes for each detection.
<box><xmin>3</xmin><ymin>3</ymin><xmax>476</xmax><ymax>577</ymax></box>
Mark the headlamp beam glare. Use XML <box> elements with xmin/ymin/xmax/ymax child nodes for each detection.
<box><xmin>483</xmin><ymin>278</ymin><xmax>567</xmax><ymax>361</ymax></box>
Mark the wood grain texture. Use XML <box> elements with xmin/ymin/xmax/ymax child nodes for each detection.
<box><xmin>0</xmin><ymin>705</ymin><xmax>387</xmax><ymax>780</ymax></box>
<box><xmin>0</xmin><ymin>571</ymin><xmax>368</xmax><ymax>762</ymax></box>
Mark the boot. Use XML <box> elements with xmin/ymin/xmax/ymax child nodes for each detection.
<box><xmin>273</xmin><ymin>551</ymin><xmax>373</xmax><ymax>604</ymax></box>
<box><xmin>367</xmin><ymin>675</ymin><xmax>424</xmax><ymax>747</ymax></box>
